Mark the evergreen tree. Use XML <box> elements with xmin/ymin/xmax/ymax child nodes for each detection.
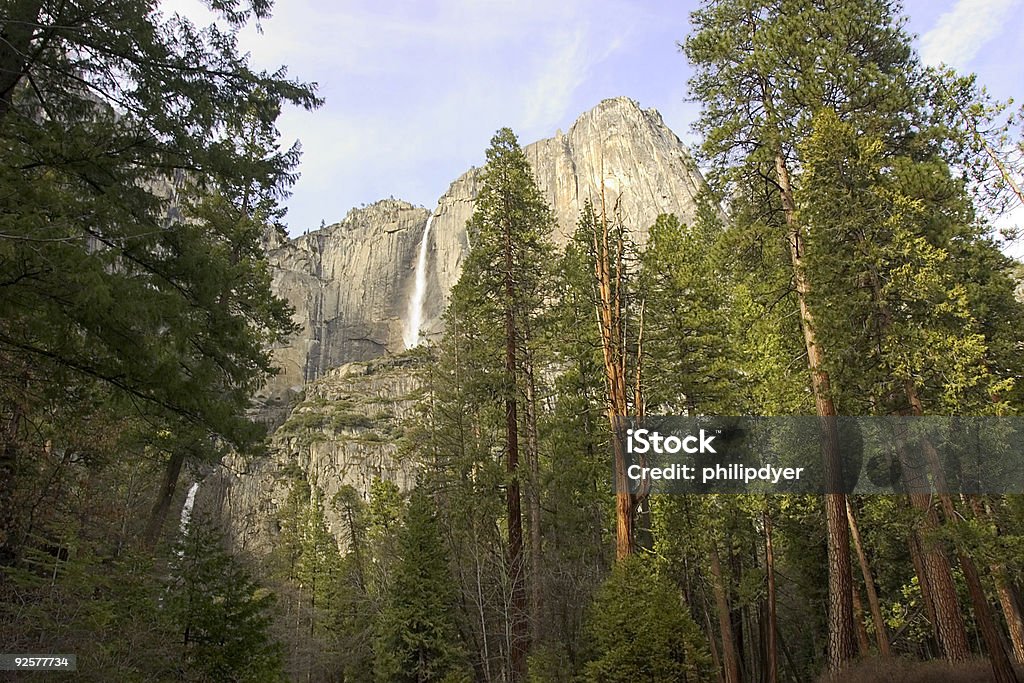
<box><xmin>0</xmin><ymin>0</ymin><xmax>320</xmax><ymax>561</ymax></box>
<box><xmin>445</xmin><ymin>126</ymin><xmax>555</xmax><ymax>680</ymax></box>
<box><xmin>582</xmin><ymin>555</ymin><xmax>712</xmax><ymax>682</ymax></box>
<box><xmin>797</xmin><ymin>105</ymin><xmax>1022</xmax><ymax>682</ymax></box>
<box><xmin>328</xmin><ymin>485</ymin><xmax>378</xmax><ymax>682</ymax></box>
<box><xmin>374</xmin><ymin>489</ymin><xmax>468</xmax><ymax>683</ymax></box>
<box><xmin>686</xmin><ymin>2</ymin><xmax>1023</xmax><ymax>678</ymax></box>
<box><xmin>169</xmin><ymin>519</ymin><xmax>283</xmax><ymax>682</ymax></box>
<box><xmin>571</xmin><ymin>200</ymin><xmax>645</xmax><ymax>559</ymax></box>
<box><xmin>638</xmin><ymin>209</ymin><xmax>737</xmax><ymax>414</ymax></box>
<box><xmin>686</xmin><ymin>0</ymin><xmax>931</xmax><ymax>670</ymax></box>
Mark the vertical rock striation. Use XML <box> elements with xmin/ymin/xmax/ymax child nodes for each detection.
<box><xmin>260</xmin><ymin>200</ymin><xmax>430</xmax><ymax>402</ymax></box>
<box><xmin>264</xmin><ymin>98</ymin><xmax>710</xmax><ymax>388</ymax></box>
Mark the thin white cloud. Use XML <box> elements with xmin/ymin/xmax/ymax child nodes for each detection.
<box><xmin>156</xmin><ymin>0</ymin><xmax>646</xmax><ymax>232</ymax></box>
<box><xmin>519</xmin><ymin>29</ymin><xmax>623</xmax><ymax>136</ymax></box>
<box><xmin>919</xmin><ymin>0</ymin><xmax>1021</xmax><ymax>68</ymax></box>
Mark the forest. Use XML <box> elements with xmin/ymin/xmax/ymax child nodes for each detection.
<box><xmin>3</xmin><ymin>0</ymin><xmax>1024</xmax><ymax>682</ymax></box>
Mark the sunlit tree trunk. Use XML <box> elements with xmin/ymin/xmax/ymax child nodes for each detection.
<box><xmin>774</xmin><ymin>152</ymin><xmax>856</xmax><ymax>670</ymax></box>
<box><xmin>590</xmin><ymin>196</ymin><xmax>634</xmax><ymax>560</ymax></box>
<box><xmin>710</xmin><ymin>543</ymin><xmax>741</xmax><ymax>683</ymax></box>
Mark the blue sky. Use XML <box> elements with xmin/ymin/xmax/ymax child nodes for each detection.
<box><xmin>161</xmin><ymin>0</ymin><xmax>1024</xmax><ymax>246</ymax></box>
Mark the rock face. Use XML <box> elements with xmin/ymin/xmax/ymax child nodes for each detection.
<box><xmin>260</xmin><ymin>200</ymin><xmax>430</xmax><ymax>401</ymax></box>
<box><xmin>422</xmin><ymin>96</ymin><xmax>710</xmax><ymax>341</ymax></box>
<box><xmin>208</xmin><ymin>355</ymin><xmax>421</xmax><ymax>556</ymax></box>
<box><xmin>210</xmin><ymin>96</ymin><xmax>714</xmax><ymax>551</ymax></box>
<box><xmin>268</xmin><ymin>97</ymin><xmax>711</xmax><ymax>380</ymax></box>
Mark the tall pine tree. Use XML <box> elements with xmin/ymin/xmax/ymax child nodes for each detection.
<box><xmin>374</xmin><ymin>489</ymin><xmax>468</xmax><ymax>683</ymax></box>
<box><xmin>445</xmin><ymin>127</ymin><xmax>554</xmax><ymax>681</ymax></box>
<box><xmin>686</xmin><ymin>0</ymin><xmax>924</xmax><ymax>671</ymax></box>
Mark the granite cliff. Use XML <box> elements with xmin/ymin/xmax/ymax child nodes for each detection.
<box><xmin>260</xmin><ymin>96</ymin><xmax>710</xmax><ymax>402</ymax></box>
<box><xmin>258</xmin><ymin>200</ymin><xmax>429</xmax><ymax>408</ymax></box>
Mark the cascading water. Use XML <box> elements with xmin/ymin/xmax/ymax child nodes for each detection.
<box><xmin>179</xmin><ymin>482</ymin><xmax>200</xmax><ymax>536</ymax></box>
<box><xmin>403</xmin><ymin>214</ymin><xmax>433</xmax><ymax>349</ymax></box>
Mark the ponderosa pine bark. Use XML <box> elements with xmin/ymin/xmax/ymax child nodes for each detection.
<box><xmin>976</xmin><ymin>498</ymin><xmax>1024</xmax><ymax>664</ymax></box>
<box><xmin>773</xmin><ymin>152</ymin><xmax>857</xmax><ymax>670</ymax></box>
<box><xmin>710</xmin><ymin>543</ymin><xmax>741</xmax><ymax>683</ymax></box>
<box><xmin>585</xmin><ymin>198</ymin><xmax>634</xmax><ymax>560</ymax></box>
<box><xmin>904</xmin><ymin>389</ymin><xmax>1019</xmax><ymax>681</ymax></box>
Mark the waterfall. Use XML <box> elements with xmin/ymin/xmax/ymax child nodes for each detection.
<box><xmin>179</xmin><ymin>482</ymin><xmax>200</xmax><ymax>536</ymax></box>
<box><xmin>403</xmin><ymin>214</ymin><xmax>433</xmax><ymax>349</ymax></box>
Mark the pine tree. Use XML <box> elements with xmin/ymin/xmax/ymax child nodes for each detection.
<box><xmin>797</xmin><ymin>106</ymin><xmax>1021</xmax><ymax>682</ymax></box>
<box><xmin>685</xmin><ymin>0</ymin><xmax>930</xmax><ymax>670</ymax></box>
<box><xmin>570</xmin><ymin>199</ymin><xmax>644</xmax><ymax>559</ymax></box>
<box><xmin>445</xmin><ymin>127</ymin><xmax>555</xmax><ymax>680</ymax></box>
<box><xmin>582</xmin><ymin>555</ymin><xmax>712</xmax><ymax>682</ymax></box>
<box><xmin>637</xmin><ymin>208</ymin><xmax>737</xmax><ymax>414</ymax></box>
<box><xmin>687</xmin><ymin>2</ymin><xmax>1024</xmax><ymax>678</ymax></box>
<box><xmin>0</xmin><ymin>0</ymin><xmax>320</xmax><ymax>562</ymax></box>
<box><xmin>169</xmin><ymin>519</ymin><xmax>283</xmax><ymax>682</ymax></box>
<box><xmin>374</xmin><ymin>489</ymin><xmax>468</xmax><ymax>683</ymax></box>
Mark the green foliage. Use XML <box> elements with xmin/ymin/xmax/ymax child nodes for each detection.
<box><xmin>455</xmin><ymin>127</ymin><xmax>555</xmax><ymax>323</ymax></box>
<box><xmin>796</xmin><ymin>108</ymin><xmax>1012</xmax><ymax>414</ymax></box>
<box><xmin>446</xmin><ymin>126</ymin><xmax>555</xmax><ymax>404</ymax></box>
<box><xmin>0</xmin><ymin>0</ymin><xmax>320</xmax><ymax>561</ymax></box>
<box><xmin>686</xmin><ymin>0</ymin><xmax>916</xmax><ymax>187</ymax></box>
<box><xmin>581</xmin><ymin>555</ymin><xmax>712</xmax><ymax>682</ymax></box>
<box><xmin>638</xmin><ymin>209</ymin><xmax>739</xmax><ymax>414</ymax></box>
<box><xmin>169</xmin><ymin>520</ymin><xmax>283</xmax><ymax>682</ymax></box>
<box><xmin>1</xmin><ymin>544</ymin><xmax>180</xmax><ymax>681</ymax></box>
<box><xmin>374</xmin><ymin>489</ymin><xmax>469</xmax><ymax>682</ymax></box>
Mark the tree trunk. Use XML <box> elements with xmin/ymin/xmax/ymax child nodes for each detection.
<box><xmin>899</xmin><ymin>463</ymin><xmax>971</xmax><ymax>661</ymax></box>
<box><xmin>144</xmin><ymin>449</ymin><xmax>186</xmax><ymax>550</ymax></box>
<box><xmin>852</xmin><ymin>584</ymin><xmax>872</xmax><ymax>655</ymax></box>
<box><xmin>591</xmin><ymin>198</ymin><xmax>633</xmax><ymax>560</ymax></box>
<box><xmin>0</xmin><ymin>0</ymin><xmax>45</xmax><ymax>120</ymax></box>
<box><xmin>977</xmin><ymin>498</ymin><xmax>1024</xmax><ymax>664</ymax></box>
<box><xmin>907</xmin><ymin>529</ymin><xmax>942</xmax><ymax>659</ymax></box>
<box><xmin>954</xmin><ymin>540</ymin><xmax>1019</xmax><ymax>681</ymax></box>
<box><xmin>994</xmin><ymin>571</ymin><xmax>1024</xmax><ymax>665</ymax></box>
<box><xmin>703</xmin><ymin>607</ymin><xmax>726</xmax><ymax>683</ymax></box>
<box><xmin>522</xmin><ymin>343</ymin><xmax>543</xmax><ymax>639</ymax></box>
<box><xmin>710</xmin><ymin>544</ymin><xmax>741</xmax><ymax>683</ymax></box>
<box><xmin>0</xmin><ymin>398</ymin><xmax>25</xmax><ymax>565</ymax></box>
<box><xmin>774</xmin><ymin>153</ymin><xmax>856</xmax><ymax>671</ymax></box>
<box><xmin>503</xmin><ymin>221</ymin><xmax>527</xmax><ymax>683</ymax></box>
<box><xmin>764</xmin><ymin>509</ymin><xmax>779</xmax><ymax>683</ymax></box>
<box><xmin>903</xmin><ymin>390</ymin><xmax>1018</xmax><ymax>681</ymax></box>
<box><xmin>846</xmin><ymin>500</ymin><xmax>891</xmax><ymax>656</ymax></box>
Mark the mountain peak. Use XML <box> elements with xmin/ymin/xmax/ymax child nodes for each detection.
<box><xmin>593</xmin><ymin>95</ymin><xmax>643</xmax><ymax>111</ymax></box>
<box><xmin>263</xmin><ymin>97</ymin><xmax>711</xmax><ymax>398</ymax></box>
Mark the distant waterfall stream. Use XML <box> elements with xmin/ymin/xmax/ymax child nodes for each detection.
<box><xmin>403</xmin><ymin>214</ymin><xmax>433</xmax><ymax>349</ymax></box>
<box><xmin>179</xmin><ymin>482</ymin><xmax>200</xmax><ymax>536</ymax></box>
